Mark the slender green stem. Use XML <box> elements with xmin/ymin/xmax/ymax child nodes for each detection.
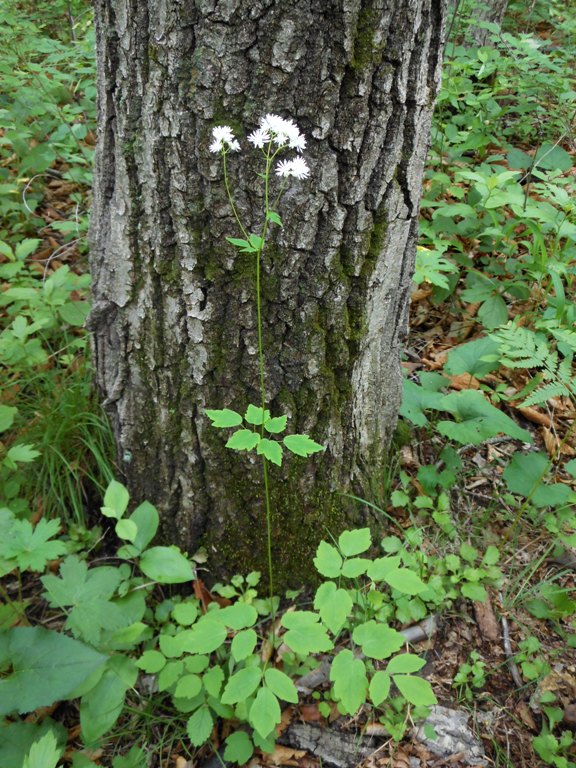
<box><xmin>222</xmin><ymin>152</ymin><xmax>249</xmax><ymax>240</ymax></box>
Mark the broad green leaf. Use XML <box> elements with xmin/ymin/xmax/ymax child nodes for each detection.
<box><xmin>341</xmin><ymin>557</ymin><xmax>369</xmax><ymax>578</ymax></box>
<box><xmin>3</xmin><ymin>518</ymin><xmax>66</xmax><ymax>573</ymax></box>
<box><xmin>185</xmin><ymin>656</ymin><xmax>210</xmax><ymax>673</ymax></box>
<box><xmin>245</xmin><ymin>404</ymin><xmax>270</xmax><ymax>425</ymax></box>
<box><xmin>444</xmin><ymin>337</ymin><xmax>500</xmax><ymax>378</ymax></box>
<box><xmin>0</xmin><ymin>405</ymin><xmax>17</xmax><ymax>433</ymax></box>
<box><xmin>338</xmin><ymin>528</ymin><xmax>371</xmax><ymax>557</ymax></box>
<box><xmin>81</xmin><ymin>662</ymin><xmax>135</xmax><ymax>744</ymax></box>
<box><xmin>0</xmin><ymin>627</ymin><xmax>106</xmax><ymax>716</ymax></box>
<box><xmin>22</xmin><ymin>731</ymin><xmax>62</xmax><ymax>768</ymax></box>
<box><xmin>226</xmin><ymin>429</ymin><xmax>260</xmax><ymax>451</ymax></box>
<box><xmin>367</xmin><ymin>556</ymin><xmax>401</xmax><ymax>581</ymax></box>
<box><xmin>369</xmin><ymin>670</ymin><xmax>391</xmax><ymax>706</ymax></box>
<box><xmin>266</xmin><ymin>210</ymin><xmax>283</xmax><ymax>227</ymax></box>
<box><xmin>213</xmin><ymin>602</ymin><xmax>258</xmax><ymax>629</ymax></box>
<box><xmin>172</xmin><ymin>601</ymin><xmax>199</xmax><ymax>626</ymax></box>
<box><xmin>137</xmin><ymin>650</ymin><xmax>166</xmax><ymax>673</ymax></box>
<box><xmin>502</xmin><ymin>452</ymin><xmax>571</xmax><ymax>508</ymax></box>
<box><xmin>384</xmin><ymin>568</ymin><xmax>427</xmax><ymax>596</ymax></box>
<box><xmin>393</xmin><ymin>674</ymin><xmax>437</xmax><ymax>706</ymax></box>
<box><xmin>202</xmin><ymin>666</ymin><xmax>224</xmax><ymax>697</ymax></box>
<box><xmin>400</xmin><ymin>378</ymin><xmax>447</xmax><ymax>426</ymax></box>
<box><xmin>186</xmin><ymin>707</ymin><xmax>214</xmax><ymax>747</ymax></box>
<box><xmin>478</xmin><ymin>295</ymin><xmax>508</xmax><ymax>330</ymax></box>
<box><xmin>231</xmin><ymin>629</ymin><xmax>258</xmax><ymax>661</ymax></box>
<box><xmin>314</xmin><ymin>581</ymin><xmax>352</xmax><ymax>634</ymax></box>
<box><xmin>438</xmin><ymin>390</ymin><xmax>532</xmax><ymax>445</ymax></box>
<box><xmin>0</xmin><ymin>720</ymin><xmax>66</xmax><ymax>768</ymax></box>
<box><xmin>352</xmin><ymin>621</ymin><xmax>405</xmax><ymax>660</ymax></box>
<box><xmin>265</xmin><ymin>415</ymin><xmax>288</xmax><ymax>434</ymax></box>
<box><xmin>139</xmin><ymin>546</ymin><xmax>195</xmax><ymax>584</ymax></box>
<box><xmin>157</xmin><ymin>660</ymin><xmax>184</xmax><ymax>691</ymax></box>
<box><xmin>281</xmin><ymin>612</ymin><xmax>333</xmax><ymax>655</ymax></box>
<box><xmin>264</xmin><ymin>668</ymin><xmax>298</xmax><ymax>703</ymax></box>
<box><xmin>257</xmin><ymin>438</ymin><xmax>283</xmax><ymax>466</ymax></box>
<box><xmin>221</xmin><ymin>667</ymin><xmax>262</xmax><ymax>705</ymax></box>
<box><xmin>226</xmin><ymin>237</ymin><xmax>255</xmax><ymax>252</ymax></box>
<box><xmin>115</xmin><ymin>519</ymin><xmax>137</xmax><ymax>542</ymax></box>
<box><xmin>461</xmin><ymin>583</ymin><xmax>487</xmax><ymax>602</ymax></box>
<box><xmin>59</xmin><ymin>301</ymin><xmax>90</xmax><ymax>327</ymax></box>
<box><xmin>313</xmin><ymin>541</ymin><xmax>343</xmax><ymax>578</ymax></box>
<box><xmin>126</xmin><ymin>501</ymin><xmax>159</xmax><ymax>554</ymax></box>
<box><xmin>184</xmin><ymin>618</ymin><xmax>227</xmax><ymax>654</ymax></box>
<box><xmin>102</xmin><ymin>480</ymin><xmax>130</xmax><ymax>519</ymax></box>
<box><xmin>224</xmin><ymin>731</ymin><xmax>254</xmax><ymax>764</ymax></box>
<box><xmin>174</xmin><ymin>674</ymin><xmax>202</xmax><ymax>699</ymax></box>
<box><xmin>386</xmin><ymin>654</ymin><xmax>426</xmax><ymax>674</ymax></box>
<box><xmin>6</xmin><ymin>444</ymin><xmax>40</xmax><ymax>463</ymax></box>
<box><xmin>329</xmin><ymin>649</ymin><xmax>368</xmax><ymax>715</ymax></box>
<box><xmin>283</xmin><ymin>434</ymin><xmax>324</xmax><ymax>457</ymax></box>
<box><xmin>112</xmin><ymin>745</ymin><xmax>147</xmax><ymax>768</ymax></box>
<box><xmin>205</xmin><ymin>408</ymin><xmax>243</xmax><ymax>428</ymax></box>
<box><xmin>249</xmin><ymin>687</ymin><xmax>281</xmax><ymax>740</ymax></box>
<box><xmin>249</xmin><ymin>234</ymin><xmax>264</xmax><ymax>250</ymax></box>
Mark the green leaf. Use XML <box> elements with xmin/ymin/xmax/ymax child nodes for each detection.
<box><xmin>257</xmin><ymin>438</ymin><xmax>283</xmax><ymax>466</ymax></box>
<box><xmin>265</xmin><ymin>415</ymin><xmax>288</xmax><ymax>434</ymax></box>
<box><xmin>224</xmin><ymin>731</ymin><xmax>254</xmax><ymax>764</ymax></box>
<box><xmin>341</xmin><ymin>557</ymin><xmax>369</xmax><ymax>578</ymax></box>
<box><xmin>226</xmin><ymin>237</ymin><xmax>256</xmax><ymax>253</ymax></box>
<box><xmin>222</xmin><ymin>667</ymin><xmax>263</xmax><ymax>705</ymax></box>
<box><xmin>438</xmin><ymin>390</ymin><xmax>532</xmax><ymax>445</ymax></box>
<box><xmin>266</xmin><ymin>210</ymin><xmax>283</xmax><ymax>227</ymax></box>
<box><xmin>249</xmin><ymin>234</ymin><xmax>264</xmax><ymax>250</ymax></box>
<box><xmin>22</xmin><ymin>731</ymin><xmax>62</xmax><ymax>768</ymax></box>
<box><xmin>184</xmin><ymin>618</ymin><xmax>227</xmax><ymax>654</ymax></box>
<box><xmin>58</xmin><ymin>301</ymin><xmax>90</xmax><ymax>327</ymax></box>
<box><xmin>461</xmin><ymin>583</ymin><xmax>487</xmax><ymax>602</ymax></box>
<box><xmin>137</xmin><ymin>650</ymin><xmax>166</xmax><ymax>673</ymax></box>
<box><xmin>249</xmin><ymin>687</ymin><xmax>281</xmax><ymax>740</ymax></box>
<box><xmin>0</xmin><ymin>405</ymin><xmax>17</xmax><ymax>433</ymax></box>
<box><xmin>283</xmin><ymin>434</ymin><xmax>324</xmax><ymax>457</ymax></box>
<box><xmin>3</xmin><ymin>518</ymin><xmax>66</xmax><ymax>573</ymax></box>
<box><xmin>102</xmin><ymin>480</ymin><xmax>130</xmax><ymax>520</ymax></box>
<box><xmin>172</xmin><ymin>601</ymin><xmax>199</xmax><ymax>626</ymax></box>
<box><xmin>81</xmin><ymin>662</ymin><xmax>135</xmax><ymax>744</ymax></box>
<box><xmin>383</xmin><ymin>568</ymin><xmax>427</xmax><ymax>596</ymax></box>
<box><xmin>369</xmin><ymin>670</ymin><xmax>391</xmax><ymax>706</ymax></box>
<box><xmin>6</xmin><ymin>444</ymin><xmax>40</xmax><ymax>464</ymax></box>
<box><xmin>386</xmin><ymin>654</ymin><xmax>426</xmax><ymax>675</ymax></box>
<box><xmin>115</xmin><ymin>519</ymin><xmax>138</xmax><ymax>542</ymax></box>
<box><xmin>352</xmin><ymin>621</ymin><xmax>405</xmax><ymax>660</ymax></box>
<box><xmin>478</xmin><ymin>294</ymin><xmax>508</xmax><ymax>330</ymax></box>
<box><xmin>205</xmin><ymin>408</ymin><xmax>243</xmax><ymax>428</ymax></box>
<box><xmin>444</xmin><ymin>337</ymin><xmax>501</xmax><ymax>378</ymax></box>
<box><xmin>202</xmin><ymin>666</ymin><xmax>224</xmax><ymax>697</ymax></box>
<box><xmin>0</xmin><ymin>627</ymin><xmax>107</xmax><ymax>716</ymax></box>
<box><xmin>314</xmin><ymin>581</ymin><xmax>353</xmax><ymax>634</ymax></box>
<box><xmin>186</xmin><ymin>707</ymin><xmax>214</xmax><ymax>747</ymax></box>
<box><xmin>400</xmin><ymin>377</ymin><xmax>447</xmax><ymax>426</ymax></box>
<box><xmin>366</xmin><ymin>556</ymin><xmax>402</xmax><ymax>581</ymax></box>
<box><xmin>329</xmin><ymin>649</ymin><xmax>368</xmax><ymax>715</ymax></box>
<box><xmin>313</xmin><ymin>541</ymin><xmax>343</xmax><ymax>578</ymax></box>
<box><xmin>226</xmin><ymin>429</ymin><xmax>260</xmax><ymax>451</ymax></box>
<box><xmin>174</xmin><ymin>674</ymin><xmax>202</xmax><ymax>699</ymax></box>
<box><xmin>213</xmin><ymin>603</ymin><xmax>258</xmax><ymax>629</ymax></box>
<box><xmin>338</xmin><ymin>528</ymin><xmax>371</xmax><ymax>557</ymax></box>
<box><xmin>264</xmin><ymin>668</ymin><xmax>298</xmax><ymax>703</ymax></box>
<box><xmin>393</xmin><ymin>674</ymin><xmax>437</xmax><ymax>706</ymax></box>
<box><xmin>502</xmin><ymin>452</ymin><xmax>570</xmax><ymax>507</ymax></box>
<box><xmin>126</xmin><ymin>501</ymin><xmax>159</xmax><ymax>555</ymax></box>
<box><xmin>231</xmin><ymin>629</ymin><xmax>258</xmax><ymax>662</ymax></box>
<box><xmin>245</xmin><ymin>404</ymin><xmax>271</xmax><ymax>425</ymax></box>
<box><xmin>139</xmin><ymin>546</ymin><xmax>195</xmax><ymax>584</ymax></box>
<box><xmin>112</xmin><ymin>746</ymin><xmax>147</xmax><ymax>768</ymax></box>
<box><xmin>281</xmin><ymin>612</ymin><xmax>333</xmax><ymax>655</ymax></box>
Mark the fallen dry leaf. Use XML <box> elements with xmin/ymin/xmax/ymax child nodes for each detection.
<box><xmin>262</xmin><ymin>744</ymin><xmax>307</xmax><ymax>766</ymax></box>
<box><xmin>473</xmin><ymin>593</ymin><xmax>500</xmax><ymax>643</ymax></box>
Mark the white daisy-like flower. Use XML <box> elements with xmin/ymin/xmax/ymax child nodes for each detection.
<box><xmin>247</xmin><ymin>127</ymin><xmax>271</xmax><ymax>148</ymax></box>
<box><xmin>209</xmin><ymin>125</ymin><xmax>241</xmax><ymax>153</ymax></box>
<box><xmin>259</xmin><ymin>114</ymin><xmax>306</xmax><ymax>152</ymax></box>
<box><xmin>275</xmin><ymin>156</ymin><xmax>310</xmax><ymax>180</ymax></box>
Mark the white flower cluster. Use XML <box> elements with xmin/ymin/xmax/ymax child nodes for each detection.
<box><xmin>209</xmin><ymin>114</ymin><xmax>310</xmax><ymax>180</ymax></box>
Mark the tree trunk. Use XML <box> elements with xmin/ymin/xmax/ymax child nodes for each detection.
<box><xmin>466</xmin><ymin>0</ymin><xmax>509</xmax><ymax>46</ymax></box>
<box><xmin>89</xmin><ymin>0</ymin><xmax>446</xmax><ymax>583</ymax></box>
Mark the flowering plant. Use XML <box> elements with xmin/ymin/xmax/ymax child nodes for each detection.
<box><xmin>206</xmin><ymin>115</ymin><xmax>322</xmax><ymax>598</ymax></box>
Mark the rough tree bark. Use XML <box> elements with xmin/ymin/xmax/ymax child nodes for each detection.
<box><xmin>89</xmin><ymin>0</ymin><xmax>446</xmax><ymax>582</ymax></box>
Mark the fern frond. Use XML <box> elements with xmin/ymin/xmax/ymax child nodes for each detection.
<box><xmin>522</xmin><ymin>381</ymin><xmax>572</xmax><ymax>408</ymax></box>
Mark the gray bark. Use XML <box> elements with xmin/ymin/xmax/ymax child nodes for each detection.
<box><xmin>89</xmin><ymin>0</ymin><xmax>447</xmax><ymax>581</ymax></box>
<box><xmin>458</xmin><ymin>0</ymin><xmax>509</xmax><ymax>46</ymax></box>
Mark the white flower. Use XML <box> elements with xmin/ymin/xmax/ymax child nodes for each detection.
<box><xmin>275</xmin><ymin>156</ymin><xmax>310</xmax><ymax>180</ymax></box>
<box><xmin>247</xmin><ymin>127</ymin><xmax>271</xmax><ymax>148</ymax></box>
<box><xmin>209</xmin><ymin>125</ymin><xmax>241</xmax><ymax>153</ymax></box>
<box><xmin>260</xmin><ymin>113</ymin><xmax>306</xmax><ymax>152</ymax></box>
